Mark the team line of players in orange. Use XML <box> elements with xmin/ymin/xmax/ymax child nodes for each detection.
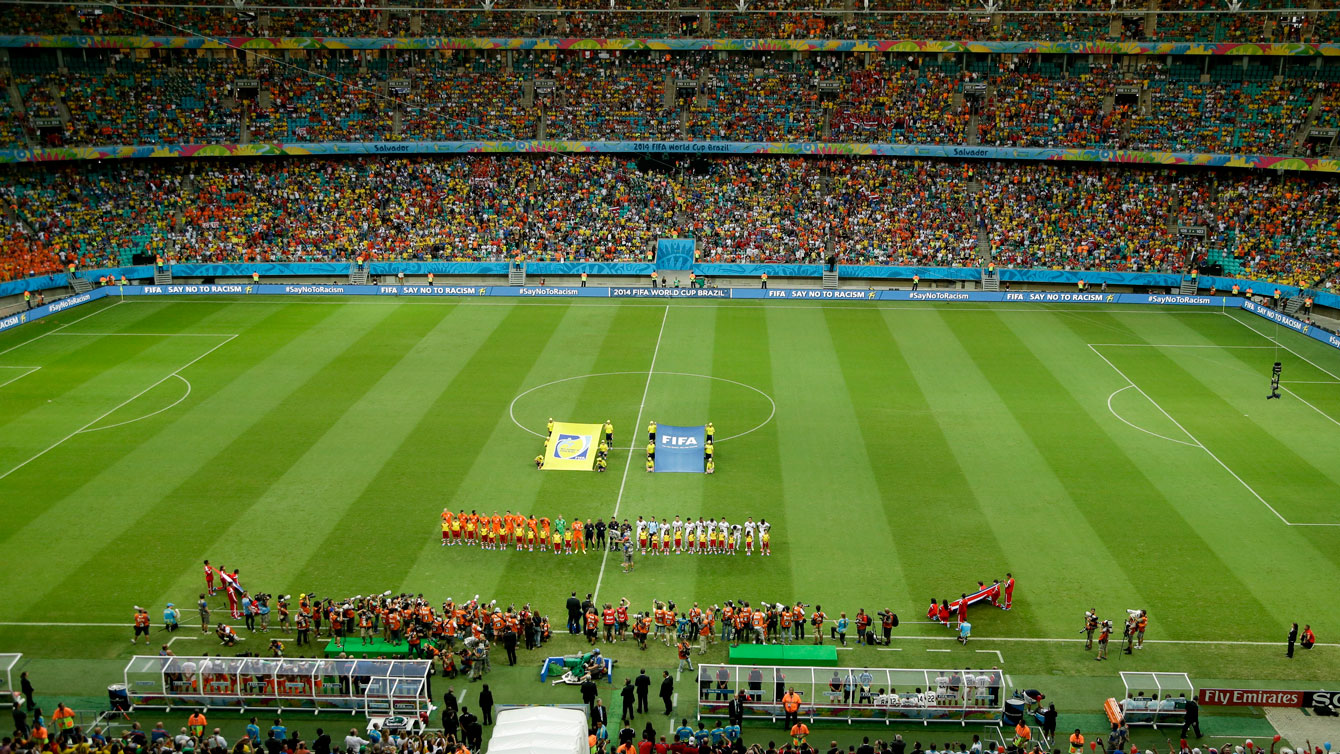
<box><xmin>438</xmin><ymin>510</ymin><xmax>774</xmax><ymax>555</ymax></box>
<box><xmin>439</xmin><ymin>510</ymin><xmax>599</xmax><ymax>553</ymax></box>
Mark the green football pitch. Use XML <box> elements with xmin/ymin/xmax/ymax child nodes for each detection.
<box><xmin>1</xmin><ymin>296</ymin><xmax>1338</xmax><ymax>734</ymax></box>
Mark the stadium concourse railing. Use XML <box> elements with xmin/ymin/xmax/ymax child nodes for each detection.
<box><xmin>2</xmin><ymin>36</ymin><xmax>1339</xmax><ymax>56</ymax></box>
<box><xmin>3</xmin><ymin>263</ymin><xmax>1338</xmax><ymax>308</ymax></box>
<box><xmin>5</xmin><ymin>283</ymin><xmax>1339</xmax><ymax>356</ymax></box>
<box><xmin>2</xmin><ymin>141</ymin><xmax>1336</xmax><ymax>173</ymax></box>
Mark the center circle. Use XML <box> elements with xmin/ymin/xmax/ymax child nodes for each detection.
<box><xmin>508</xmin><ymin>371</ymin><xmax>775</xmax><ymax>448</ymax></box>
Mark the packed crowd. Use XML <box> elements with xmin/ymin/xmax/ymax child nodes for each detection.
<box><xmin>4</xmin><ymin>0</ymin><xmax>1339</xmax><ymax>43</ymax></box>
<box><xmin>977</xmin><ymin>162</ymin><xmax>1198</xmax><ymax>273</ymax></box>
<box><xmin>542</xmin><ymin>54</ymin><xmax>683</xmax><ymax>141</ymax></box>
<box><xmin>680</xmin><ymin>158</ymin><xmax>981</xmax><ymax>266</ymax></box>
<box><xmin>1</xmin><ymin>155</ymin><xmax>1337</xmax><ymax>287</ymax></box>
<box><xmin>829</xmin><ymin>59</ymin><xmax>968</xmax><ymax>144</ymax></box>
<box><xmin>2</xmin><ymin>51</ymin><xmax>1337</xmax><ymax>158</ymax></box>
<box><xmin>401</xmin><ymin>68</ymin><xmax>535</xmax><ymax>141</ymax></box>
<box><xmin>974</xmin><ymin>63</ymin><xmax>1121</xmax><ymax>149</ymax></box>
<box><xmin>0</xmin><ymin>228</ymin><xmax>82</xmax><ymax>283</ymax></box>
<box><xmin>0</xmin><ymin>155</ymin><xmax>669</xmax><ymax>267</ymax></box>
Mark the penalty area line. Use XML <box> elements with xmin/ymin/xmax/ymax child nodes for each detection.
<box><xmin>0</xmin><ymin>366</ymin><xmax>40</xmax><ymax>389</ymax></box>
<box><xmin>0</xmin><ymin>334</ymin><xmax>235</xmax><ymax>483</ymax></box>
<box><xmin>975</xmin><ymin>649</ymin><xmax>1005</xmax><ymax>663</ymax></box>
<box><xmin>1223</xmin><ymin>311</ymin><xmax>1340</xmax><ymax>382</ymax></box>
<box><xmin>80</xmin><ymin>374</ymin><xmax>192</xmax><ymax>434</ymax></box>
<box><xmin>1279</xmin><ymin>387</ymin><xmax>1340</xmax><ymax>429</ymax></box>
<box><xmin>1105</xmin><ymin>385</ymin><xmax>1198</xmax><ymax>448</ymax></box>
<box><xmin>1088</xmin><ymin>343</ymin><xmax>1295</xmax><ymax>527</ymax></box>
<box><xmin>0</xmin><ymin>300</ymin><xmax>125</xmax><ymax>357</ymax></box>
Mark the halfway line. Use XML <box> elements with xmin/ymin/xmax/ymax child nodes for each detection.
<box><xmin>593</xmin><ymin>305</ymin><xmax>669</xmax><ymax>606</ymax></box>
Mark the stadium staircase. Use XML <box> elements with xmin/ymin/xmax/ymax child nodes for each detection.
<box><xmin>1285</xmin><ymin>297</ymin><xmax>1306</xmax><ymax>317</ymax></box>
<box><xmin>69</xmin><ymin>276</ymin><xmax>93</xmax><ymax>294</ymax></box>
<box><xmin>154</xmin><ymin>268</ymin><xmax>173</xmax><ymax>285</ymax></box>
<box><xmin>509</xmin><ymin>264</ymin><xmax>527</xmax><ymax>286</ymax></box>
<box><xmin>974</xmin><ymin>201</ymin><xmax>995</xmax><ymax>293</ymax></box>
<box><xmin>349</xmin><ymin>264</ymin><xmax>369</xmax><ymax>285</ymax></box>
<box><xmin>4</xmin><ymin>81</ymin><xmax>33</xmax><ymax>148</ymax></box>
<box><xmin>822</xmin><ymin>269</ymin><xmax>838</xmax><ymax>289</ymax></box>
<box><xmin>1179</xmin><ymin>276</ymin><xmax>1198</xmax><ymax>295</ymax></box>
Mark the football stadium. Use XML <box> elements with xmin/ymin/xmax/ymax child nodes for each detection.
<box><xmin>1</xmin><ymin>2</ymin><xmax>1340</xmax><ymax>754</ymax></box>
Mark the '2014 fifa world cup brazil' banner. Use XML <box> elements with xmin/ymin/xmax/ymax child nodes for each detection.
<box><xmin>655</xmin><ymin>425</ymin><xmax>707</xmax><ymax>473</ymax></box>
<box><xmin>544</xmin><ymin>422</ymin><xmax>604</xmax><ymax>471</ymax></box>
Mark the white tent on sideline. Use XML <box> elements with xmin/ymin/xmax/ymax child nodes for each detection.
<box><xmin>486</xmin><ymin>706</ymin><xmax>587</xmax><ymax>754</ymax></box>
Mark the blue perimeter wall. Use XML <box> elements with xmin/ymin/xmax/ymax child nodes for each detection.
<box><xmin>6</xmin><ymin>285</ymin><xmax>1340</xmax><ymax>355</ymax></box>
<box><xmin>4</xmin><ymin>263</ymin><xmax>1337</xmax><ymax>311</ymax></box>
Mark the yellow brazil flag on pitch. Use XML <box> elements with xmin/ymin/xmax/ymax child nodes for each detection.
<box><xmin>543</xmin><ymin>422</ymin><xmax>604</xmax><ymax>471</ymax></box>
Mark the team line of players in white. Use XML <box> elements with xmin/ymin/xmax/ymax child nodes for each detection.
<box><xmin>630</xmin><ymin>515</ymin><xmax>772</xmax><ymax>556</ymax></box>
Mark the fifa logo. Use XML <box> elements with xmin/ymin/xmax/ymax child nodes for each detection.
<box><xmin>553</xmin><ymin>434</ymin><xmax>591</xmax><ymax>460</ymax></box>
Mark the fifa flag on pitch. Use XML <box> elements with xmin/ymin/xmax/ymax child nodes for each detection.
<box><xmin>544</xmin><ymin>422</ymin><xmax>604</xmax><ymax>471</ymax></box>
<box><xmin>655</xmin><ymin>424</ymin><xmax>707</xmax><ymax>473</ymax></box>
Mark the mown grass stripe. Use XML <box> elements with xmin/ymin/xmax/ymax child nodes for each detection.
<box><xmin>693</xmin><ymin>307</ymin><xmax>791</xmax><ymax>609</ymax></box>
<box><xmin>447</xmin><ymin>304</ymin><xmax>663</xmax><ymax>604</ymax></box>
<box><xmin>951</xmin><ymin>311</ymin><xmax>1277</xmax><ymax>641</ymax></box>
<box><xmin>0</xmin><ymin>302</ymin><xmax>229</xmax><ymax>449</ymax></box>
<box><xmin>14</xmin><ymin>302</ymin><xmax>410</xmax><ymax>621</ymax></box>
<box><xmin>764</xmin><ymin>307</ymin><xmax>892</xmax><ymax>607</ymax></box>
<box><xmin>149</xmin><ymin>302</ymin><xmax>488</xmax><ymax>609</ymax></box>
<box><xmin>286</xmin><ymin>303</ymin><xmax>569</xmax><ymax>602</ymax></box>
